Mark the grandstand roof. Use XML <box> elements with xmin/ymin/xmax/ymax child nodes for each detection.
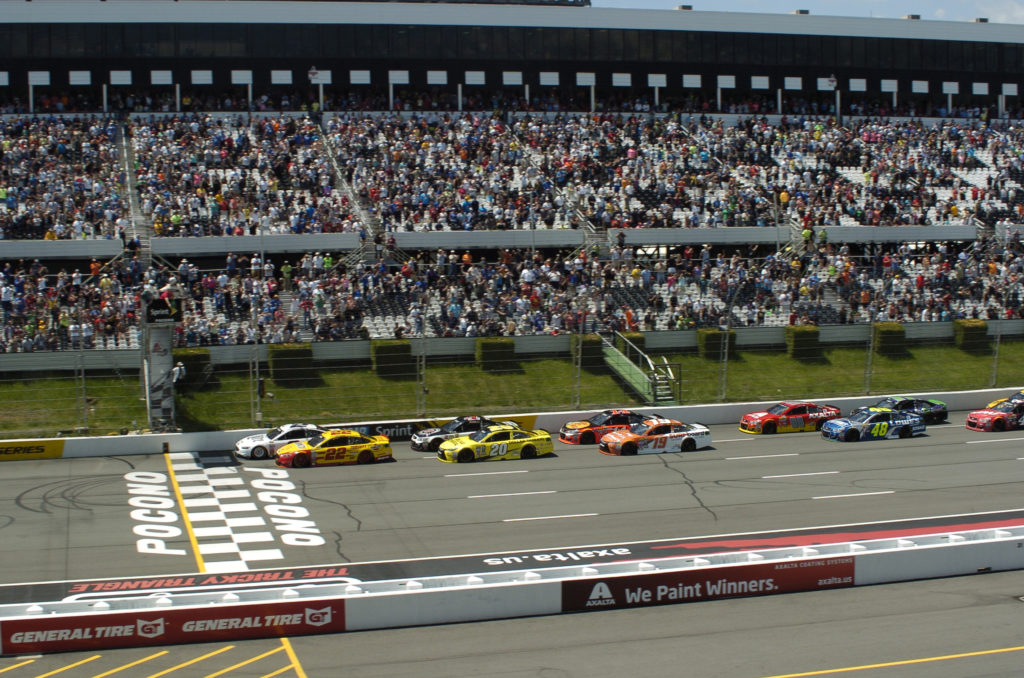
<box><xmin>6</xmin><ymin>1</ymin><xmax>1024</xmax><ymax>43</ymax></box>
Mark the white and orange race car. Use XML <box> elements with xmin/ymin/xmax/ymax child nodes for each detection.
<box><xmin>598</xmin><ymin>418</ymin><xmax>711</xmax><ymax>456</ymax></box>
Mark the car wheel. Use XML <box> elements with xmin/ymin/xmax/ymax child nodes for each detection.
<box><xmin>357</xmin><ymin>450</ymin><xmax>375</xmax><ymax>465</ymax></box>
<box><xmin>293</xmin><ymin>453</ymin><xmax>311</xmax><ymax>468</ymax></box>
<box><xmin>429</xmin><ymin>438</ymin><xmax>442</xmax><ymax>452</ymax></box>
<box><xmin>457</xmin><ymin>449</ymin><xmax>475</xmax><ymax>463</ymax></box>
<box><xmin>994</xmin><ymin>419</ymin><xmax>1007</xmax><ymax>432</ymax></box>
<box><xmin>520</xmin><ymin>445</ymin><xmax>536</xmax><ymax>459</ymax></box>
<box><xmin>844</xmin><ymin>429</ymin><xmax>860</xmax><ymax>442</ymax></box>
<box><xmin>682</xmin><ymin>438</ymin><xmax>696</xmax><ymax>452</ymax></box>
<box><xmin>250</xmin><ymin>446</ymin><xmax>269</xmax><ymax>461</ymax></box>
<box><xmin>762</xmin><ymin>422</ymin><xmax>776</xmax><ymax>435</ymax></box>
<box><xmin>580</xmin><ymin>431</ymin><xmax>595</xmax><ymax>445</ymax></box>
<box><xmin>621</xmin><ymin>442</ymin><xmax>637</xmax><ymax>456</ymax></box>
<box><xmin>898</xmin><ymin>426</ymin><xmax>911</xmax><ymax>439</ymax></box>
<box><xmin>815</xmin><ymin>420</ymin><xmax>825</xmax><ymax>431</ymax></box>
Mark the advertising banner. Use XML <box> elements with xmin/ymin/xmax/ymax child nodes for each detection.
<box><xmin>348</xmin><ymin>415</ymin><xmax>539</xmax><ymax>442</ymax></box>
<box><xmin>0</xmin><ymin>599</ymin><xmax>345</xmax><ymax>655</ymax></box>
<box><xmin>0</xmin><ymin>439</ymin><xmax>64</xmax><ymax>463</ymax></box>
<box><xmin>562</xmin><ymin>558</ymin><xmax>855</xmax><ymax>612</ymax></box>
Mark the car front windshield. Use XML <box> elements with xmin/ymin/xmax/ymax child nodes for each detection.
<box><xmin>875</xmin><ymin>398</ymin><xmax>897</xmax><ymax>409</ymax></box>
<box><xmin>589</xmin><ymin>412</ymin><xmax>613</xmax><ymax>426</ymax></box>
<box><xmin>628</xmin><ymin>423</ymin><xmax>652</xmax><ymax>435</ymax></box>
<box><xmin>767</xmin><ymin>404</ymin><xmax>789</xmax><ymax>415</ymax></box>
<box><xmin>267</xmin><ymin>426</ymin><xmax>285</xmax><ymax>438</ymax></box>
<box><xmin>848</xmin><ymin>411</ymin><xmax>874</xmax><ymax>423</ymax></box>
<box><xmin>993</xmin><ymin>400</ymin><xmax>1018</xmax><ymax>412</ymax></box>
<box><xmin>306</xmin><ymin>433</ymin><xmax>326</xmax><ymax>447</ymax></box>
<box><xmin>469</xmin><ymin>429</ymin><xmax>493</xmax><ymax>442</ymax></box>
<box><xmin>439</xmin><ymin>419</ymin><xmax>464</xmax><ymax>433</ymax></box>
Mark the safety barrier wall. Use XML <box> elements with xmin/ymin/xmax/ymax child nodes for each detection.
<box><xmin>3</xmin><ymin>527</ymin><xmax>1023</xmax><ymax>655</ymax></box>
<box><xmin>0</xmin><ymin>385</ymin><xmax>1010</xmax><ymax>461</ymax></box>
<box><xmin>6</xmin><ymin>321</ymin><xmax>1024</xmax><ymax>373</ymax></box>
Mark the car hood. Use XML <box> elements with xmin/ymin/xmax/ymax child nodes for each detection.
<box><xmin>743</xmin><ymin>411</ymin><xmax>770</xmax><ymax>420</ymax></box>
<box><xmin>439</xmin><ymin>436</ymin><xmax>473</xmax><ymax>449</ymax></box>
<box><xmin>600</xmin><ymin>430</ymin><xmax>633</xmax><ymax>443</ymax></box>
<box><xmin>970</xmin><ymin>409</ymin><xmax>1004</xmax><ymax>418</ymax></box>
<box><xmin>413</xmin><ymin>428</ymin><xmax>441</xmax><ymax>438</ymax></box>
<box><xmin>561</xmin><ymin>420</ymin><xmax>592</xmax><ymax>430</ymax></box>
<box><xmin>236</xmin><ymin>434</ymin><xmax>269</xmax><ymax>448</ymax></box>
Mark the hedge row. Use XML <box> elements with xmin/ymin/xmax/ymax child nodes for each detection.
<box><xmin>696</xmin><ymin>328</ymin><xmax>737</xmax><ymax>360</ymax></box>
<box><xmin>784</xmin><ymin>325</ymin><xmax>821</xmax><ymax>360</ymax></box>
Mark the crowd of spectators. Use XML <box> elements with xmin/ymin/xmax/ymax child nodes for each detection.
<box><xmin>0</xmin><ymin>116</ymin><xmax>129</xmax><ymax>241</ymax></box>
<box><xmin>3</xmin><ymin>230</ymin><xmax>1024</xmax><ymax>354</ymax></box>
<box><xmin>130</xmin><ymin>114</ymin><xmax>365</xmax><ymax>237</ymax></box>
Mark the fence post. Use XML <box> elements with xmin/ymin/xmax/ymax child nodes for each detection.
<box><xmin>990</xmin><ymin>319</ymin><xmax>1002</xmax><ymax>388</ymax></box>
<box><xmin>863</xmin><ymin>322</ymin><xmax>874</xmax><ymax>395</ymax></box>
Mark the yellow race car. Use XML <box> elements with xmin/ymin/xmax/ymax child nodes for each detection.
<box><xmin>437</xmin><ymin>424</ymin><xmax>553</xmax><ymax>463</ymax></box>
<box><xmin>276</xmin><ymin>429</ymin><xmax>393</xmax><ymax>468</ymax></box>
<box><xmin>987</xmin><ymin>390</ymin><xmax>1024</xmax><ymax>408</ymax></box>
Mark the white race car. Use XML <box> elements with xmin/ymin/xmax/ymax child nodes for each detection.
<box><xmin>234</xmin><ymin>423</ymin><xmax>326</xmax><ymax>460</ymax></box>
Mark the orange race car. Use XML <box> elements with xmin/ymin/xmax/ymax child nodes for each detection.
<box><xmin>558</xmin><ymin>409</ymin><xmax>660</xmax><ymax>445</ymax></box>
<box><xmin>739</xmin><ymin>401</ymin><xmax>842</xmax><ymax>435</ymax></box>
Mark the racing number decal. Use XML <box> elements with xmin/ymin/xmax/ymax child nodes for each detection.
<box><xmin>790</xmin><ymin>417</ymin><xmax>804</xmax><ymax>429</ymax></box>
<box><xmin>491</xmin><ymin>443</ymin><xmax>508</xmax><ymax>458</ymax></box>
<box><xmin>870</xmin><ymin>422</ymin><xmax>888</xmax><ymax>437</ymax></box>
<box><xmin>652</xmin><ymin>437</ymin><xmax>668</xmax><ymax>448</ymax></box>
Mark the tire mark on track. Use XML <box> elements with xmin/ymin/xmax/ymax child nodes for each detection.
<box><xmin>659</xmin><ymin>455</ymin><xmax>718</xmax><ymax>520</ymax></box>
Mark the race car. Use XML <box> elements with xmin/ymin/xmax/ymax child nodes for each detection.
<box><xmin>411</xmin><ymin>415</ymin><xmax>517</xmax><ymax>451</ymax></box>
<box><xmin>986</xmin><ymin>389</ymin><xmax>1024</xmax><ymax>408</ymax></box>
<box><xmin>234</xmin><ymin>423</ymin><xmax>325</xmax><ymax>460</ymax></box>
<box><xmin>965</xmin><ymin>399</ymin><xmax>1024</xmax><ymax>432</ymax></box>
<box><xmin>559</xmin><ymin>409</ymin><xmax>660</xmax><ymax>444</ymax></box>
<box><xmin>739</xmin><ymin>401</ymin><xmax>842</xmax><ymax>434</ymax></box>
<box><xmin>821</xmin><ymin>407</ymin><xmax>926</xmax><ymax>442</ymax></box>
<box><xmin>275</xmin><ymin>429</ymin><xmax>393</xmax><ymax>468</ymax></box>
<box><xmin>437</xmin><ymin>424</ymin><xmax>553</xmax><ymax>463</ymax></box>
<box><xmin>850</xmin><ymin>396</ymin><xmax>948</xmax><ymax>425</ymax></box>
<box><xmin>598</xmin><ymin>418</ymin><xmax>711</xmax><ymax>456</ymax></box>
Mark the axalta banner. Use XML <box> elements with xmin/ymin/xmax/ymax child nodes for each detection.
<box><xmin>0</xmin><ymin>599</ymin><xmax>345</xmax><ymax>655</ymax></box>
<box><xmin>561</xmin><ymin>557</ymin><xmax>855</xmax><ymax>612</ymax></box>
<box><xmin>0</xmin><ymin>439</ymin><xmax>64</xmax><ymax>462</ymax></box>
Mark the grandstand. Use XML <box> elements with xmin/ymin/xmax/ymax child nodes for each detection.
<box><xmin>3</xmin><ymin>1</ymin><xmax>1024</xmax><ymax>355</ymax></box>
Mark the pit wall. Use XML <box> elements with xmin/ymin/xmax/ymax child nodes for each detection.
<box><xmin>0</xmin><ymin>386</ymin><xmax>1013</xmax><ymax>462</ymax></box>
<box><xmin>2</xmin><ymin>530</ymin><xmax>1023</xmax><ymax>655</ymax></box>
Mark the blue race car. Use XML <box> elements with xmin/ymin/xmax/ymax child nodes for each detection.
<box><xmin>850</xmin><ymin>396</ymin><xmax>948</xmax><ymax>425</ymax></box>
<box><xmin>821</xmin><ymin>407</ymin><xmax>926</xmax><ymax>442</ymax></box>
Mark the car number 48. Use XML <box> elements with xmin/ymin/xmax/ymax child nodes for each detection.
<box><xmin>871</xmin><ymin>422</ymin><xmax>888</xmax><ymax>437</ymax></box>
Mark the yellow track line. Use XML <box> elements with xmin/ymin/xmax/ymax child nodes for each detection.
<box><xmin>34</xmin><ymin>655</ymin><xmax>100</xmax><ymax>677</ymax></box>
<box><xmin>280</xmin><ymin>638</ymin><xmax>308</xmax><ymax>678</ymax></box>
<box><xmin>762</xmin><ymin>644</ymin><xmax>1024</xmax><ymax>677</ymax></box>
<box><xmin>205</xmin><ymin>646</ymin><xmax>284</xmax><ymax>678</ymax></box>
<box><xmin>0</xmin><ymin>660</ymin><xmax>35</xmax><ymax>675</ymax></box>
<box><xmin>144</xmin><ymin>646</ymin><xmax>234</xmax><ymax>678</ymax></box>
<box><xmin>163</xmin><ymin>453</ymin><xmax>203</xmax><ymax>573</ymax></box>
<box><xmin>91</xmin><ymin>650</ymin><xmax>169</xmax><ymax>677</ymax></box>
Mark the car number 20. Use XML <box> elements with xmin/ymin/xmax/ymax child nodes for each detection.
<box><xmin>489</xmin><ymin>443</ymin><xmax>508</xmax><ymax>457</ymax></box>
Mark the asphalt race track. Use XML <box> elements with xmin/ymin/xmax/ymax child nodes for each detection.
<box><xmin>3</xmin><ymin>412</ymin><xmax>1024</xmax><ymax>677</ymax></box>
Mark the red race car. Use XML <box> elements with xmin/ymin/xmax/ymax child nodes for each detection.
<box><xmin>965</xmin><ymin>399</ymin><xmax>1024</xmax><ymax>432</ymax></box>
<box><xmin>739</xmin><ymin>401</ymin><xmax>842</xmax><ymax>434</ymax></box>
<box><xmin>558</xmin><ymin>409</ymin><xmax>659</xmax><ymax>445</ymax></box>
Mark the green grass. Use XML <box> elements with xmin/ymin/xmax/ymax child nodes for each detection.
<box><xmin>3</xmin><ymin>341</ymin><xmax>1024</xmax><ymax>437</ymax></box>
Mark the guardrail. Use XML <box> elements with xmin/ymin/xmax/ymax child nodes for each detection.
<box><xmin>3</xmin><ymin>524</ymin><xmax>1022</xmax><ymax>654</ymax></box>
<box><xmin>0</xmin><ymin>385</ymin><xmax>1015</xmax><ymax>461</ymax></box>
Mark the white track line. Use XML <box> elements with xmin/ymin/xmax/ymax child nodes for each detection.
<box><xmin>762</xmin><ymin>471</ymin><xmax>839</xmax><ymax>479</ymax></box>
<box><xmin>716</xmin><ymin>437</ymin><xmax>756</xmax><ymax>443</ymax></box>
<box><xmin>469</xmin><ymin>491</ymin><xmax>557</xmax><ymax>499</ymax></box>
<box><xmin>813</xmin><ymin>491</ymin><xmax>895</xmax><ymax>500</ymax></box>
<box><xmin>503</xmin><ymin>513</ymin><xmax>598</xmax><ymax>522</ymax></box>
<box><xmin>446</xmin><ymin>470</ymin><xmax>529</xmax><ymax>477</ymax></box>
<box><xmin>966</xmin><ymin>438</ymin><xmax>1024</xmax><ymax>444</ymax></box>
<box><xmin>727</xmin><ymin>453</ymin><xmax>799</xmax><ymax>460</ymax></box>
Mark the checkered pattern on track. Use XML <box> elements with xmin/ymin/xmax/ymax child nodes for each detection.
<box><xmin>168</xmin><ymin>451</ymin><xmax>284</xmax><ymax>573</ymax></box>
